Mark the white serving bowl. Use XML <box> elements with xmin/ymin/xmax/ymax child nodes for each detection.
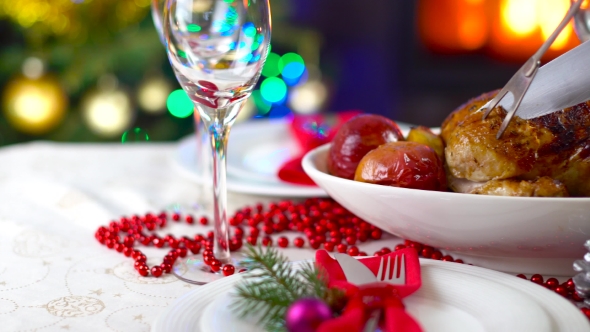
<box><xmin>302</xmin><ymin>144</ymin><xmax>590</xmax><ymax>276</ymax></box>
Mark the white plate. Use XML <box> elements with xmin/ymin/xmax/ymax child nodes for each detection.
<box><xmin>151</xmin><ymin>259</ymin><xmax>590</xmax><ymax>332</ymax></box>
<box><xmin>173</xmin><ymin>119</ymin><xmax>327</xmax><ymax>197</ymax></box>
<box><xmin>173</xmin><ymin>118</ymin><xmax>412</xmax><ymax>197</ymax></box>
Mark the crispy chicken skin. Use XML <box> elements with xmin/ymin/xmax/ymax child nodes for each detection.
<box><xmin>441</xmin><ymin>91</ymin><xmax>590</xmax><ymax>197</ymax></box>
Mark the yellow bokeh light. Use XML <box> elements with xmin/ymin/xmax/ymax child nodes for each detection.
<box><xmin>289</xmin><ymin>81</ymin><xmax>328</xmax><ymax>115</ymax></box>
<box><xmin>538</xmin><ymin>0</ymin><xmax>572</xmax><ymax>50</ymax></box>
<box><xmin>2</xmin><ymin>76</ymin><xmax>68</xmax><ymax>135</ymax></box>
<box><xmin>82</xmin><ymin>90</ymin><xmax>134</xmax><ymax>137</ymax></box>
<box><xmin>137</xmin><ymin>77</ymin><xmax>172</xmax><ymax>114</ymax></box>
<box><xmin>501</xmin><ymin>0</ymin><xmax>538</xmax><ymax>37</ymax></box>
<box><xmin>500</xmin><ymin>0</ymin><xmax>577</xmax><ymax>49</ymax></box>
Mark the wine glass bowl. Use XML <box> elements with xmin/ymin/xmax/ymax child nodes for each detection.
<box><xmin>163</xmin><ymin>0</ymin><xmax>271</xmax><ymax>283</ymax></box>
<box><xmin>166</xmin><ymin>2</ymin><xmax>270</xmax><ymax>110</ymax></box>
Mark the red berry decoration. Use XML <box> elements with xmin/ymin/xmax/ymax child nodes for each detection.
<box><xmin>262</xmin><ymin>236</ymin><xmax>272</xmax><ymax>247</ymax></box>
<box><xmin>222</xmin><ymin>264</ymin><xmax>235</xmax><ymax>276</ymax></box>
<box><xmin>277</xmin><ymin>237</ymin><xmax>289</xmax><ymax>248</ymax></box>
<box><xmin>210</xmin><ymin>259</ymin><xmax>222</xmax><ymax>272</ymax></box>
<box><xmin>337</xmin><ymin>244</ymin><xmax>347</xmax><ymax>253</ymax></box>
<box><xmin>347</xmin><ymin>246</ymin><xmax>359</xmax><ymax>256</ymax></box>
<box><xmin>323</xmin><ymin>242</ymin><xmax>334</xmax><ymax>252</ymax></box>
<box><xmin>137</xmin><ymin>265</ymin><xmax>149</xmax><ymax>277</ymax></box>
<box><xmin>151</xmin><ymin>266</ymin><xmax>163</xmax><ymax>277</ymax></box>
<box><xmin>293</xmin><ymin>237</ymin><xmax>305</xmax><ymax>248</ymax></box>
<box><xmin>530</xmin><ymin>274</ymin><xmax>544</xmax><ymax>285</ymax></box>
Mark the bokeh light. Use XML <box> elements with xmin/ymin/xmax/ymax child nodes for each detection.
<box><xmin>268</xmin><ymin>105</ymin><xmax>292</xmax><ymax>118</ymax></box>
<box><xmin>261</xmin><ymin>52</ymin><xmax>281</xmax><ymax>77</ymax></box>
<box><xmin>22</xmin><ymin>57</ymin><xmax>44</xmax><ymax>80</ymax></box>
<box><xmin>137</xmin><ymin>77</ymin><xmax>172</xmax><ymax>114</ymax></box>
<box><xmin>167</xmin><ymin>89</ymin><xmax>194</xmax><ymax>118</ymax></box>
<box><xmin>2</xmin><ymin>75</ymin><xmax>68</xmax><ymax>135</ymax></box>
<box><xmin>282</xmin><ymin>62</ymin><xmax>306</xmax><ymax>80</ymax></box>
<box><xmin>82</xmin><ymin>89</ymin><xmax>133</xmax><ymax>137</ymax></box>
<box><xmin>251</xmin><ymin>90</ymin><xmax>272</xmax><ymax>115</ymax></box>
<box><xmin>121</xmin><ymin>127</ymin><xmax>150</xmax><ymax>143</ymax></box>
<box><xmin>278</xmin><ymin>52</ymin><xmax>304</xmax><ymax>72</ymax></box>
<box><xmin>289</xmin><ymin>81</ymin><xmax>328</xmax><ymax>114</ymax></box>
<box><xmin>260</xmin><ymin>77</ymin><xmax>287</xmax><ymax>103</ymax></box>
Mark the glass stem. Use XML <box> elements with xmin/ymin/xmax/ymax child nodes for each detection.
<box><xmin>196</xmin><ymin>102</ymin><xmax>243</xmax><ymax>264</ymax></box>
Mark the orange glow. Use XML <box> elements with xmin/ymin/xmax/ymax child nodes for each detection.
<box><xmin>418</xmin><ymin>0</ymin><xmax>581</xmax><ymax>61</ymax></box>
<box><xmin>458</xmin><ymin>6</ymin><xmax>488</xmax><ymax>49</ymax></box>
<box><xmin>418</xmin><ymin>0</ymin><xmax>488</xmax><ymax>53</ymax></box>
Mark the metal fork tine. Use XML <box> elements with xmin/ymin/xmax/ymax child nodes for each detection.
<box><xmin>481</xmin><ymin>88</ymin><xmax>508</xmax><ymax>119</ymax></box>
<box><xmin>496</xmin><ymin>72</ymin><xmax>537</xmax><ymax>139</ymax></box>
<box><xmin>479</xmin><ymin>0</ymin><xmax>584</xmax><ymax>139</ymax></box>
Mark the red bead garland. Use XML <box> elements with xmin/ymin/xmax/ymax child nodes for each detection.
<box><xmin>94</xmin><ymin>198</ymin><xmax>589</xmax><ymax>319</ymax></box>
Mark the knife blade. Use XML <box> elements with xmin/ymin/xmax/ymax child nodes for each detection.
<box><xmin>495</xmin><ymin>40</ymin><xmax>590</xmax><ymax>119</ymax></box>
<box><xmin>333</xmin><ymin>253</ymin><xmax>377</xmax><ymax>285</ymax></box>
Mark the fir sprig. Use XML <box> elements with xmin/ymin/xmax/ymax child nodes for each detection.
<box><xmin>232</xmin><ymin>245</ymin><xmax>345</xmax><ymax>332</ymax></box>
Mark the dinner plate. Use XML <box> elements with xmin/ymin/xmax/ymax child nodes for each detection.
<box><xmin>151</xmin><ymin>259</ymin><xmax>590</xmax><ymax>332</ymax></box>
<box><xmin>173</xmin><ymin>119</ymin><xmax>327</xmax><ymax>197</ymax></box>
<box><xmin>173</xmin><ymin>117</ymin><xmax>412</xmax><ymax>197</ymax></box>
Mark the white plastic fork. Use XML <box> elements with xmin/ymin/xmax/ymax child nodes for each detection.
<box><xmin>376</xmin><ymin>254</ymin><xmax>406</xmax><ymax>285</ymax></box>
<box><xmin>363</xmin><ymin>254</ymin><xmax>406</xmax><ymax>332</ymax></box>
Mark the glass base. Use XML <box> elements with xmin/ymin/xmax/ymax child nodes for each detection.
<box><xmin>172</xmin><ymin>252</ymin><xmax>248</xmax><ymax>285</ymax></box>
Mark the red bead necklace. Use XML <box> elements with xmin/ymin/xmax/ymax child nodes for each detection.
<box><xmin>94</xmin><ymin>198</ymin><xmax>589</xmax><ymax>319</ymax></box>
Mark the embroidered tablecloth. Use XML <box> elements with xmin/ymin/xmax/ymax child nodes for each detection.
<box><xmin>0</xmin><ymin>140</ymin><xmax>395</xmax><ymax>332</ymax></box>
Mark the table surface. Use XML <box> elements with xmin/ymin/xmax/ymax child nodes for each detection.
<box><xmin>0</xmin><ymin>141</ymin><xmax>400</xmax><ymax>332</ymax></box>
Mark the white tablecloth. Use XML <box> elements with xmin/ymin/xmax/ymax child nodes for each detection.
<box><xmin>0</xmin><ymin>141</ymin><xmax>396</xmax><ymax>332</ymax></box>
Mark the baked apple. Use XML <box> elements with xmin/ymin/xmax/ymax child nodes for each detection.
<box><xmin>328</xmin><ymin>114</ymin><xmax>404</xmax><ymax>179</ymax></box>
<box><xmin>406</xmin><ymin>126</ymin><xmax>445</xmax><ymax>161</ymax></box>
<box><xmin>354</xmin><ymin>141</ymin><xmax>447</xmax><ymax>191</ymax></box>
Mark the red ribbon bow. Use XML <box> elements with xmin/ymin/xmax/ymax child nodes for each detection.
<box><xmin>277</xmin><ymin>110</ymin><xmax>363</xmax><ymax>186</ymax></box>
<box><xmin>315</xmin><ymin>248</ymin><xmax>424</xmax><ymax>332</ymax></box>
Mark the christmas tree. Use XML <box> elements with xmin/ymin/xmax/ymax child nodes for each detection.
<box><xmin>0</xmin><ymin>0</ymin><xmax>327</xmax><ymax>146</ymax></box>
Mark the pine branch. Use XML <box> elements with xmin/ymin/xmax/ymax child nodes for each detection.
<box><xmin>232</xmin><ymin>245</ymin><xmax>346</xmax><ymax>332</ymax></box>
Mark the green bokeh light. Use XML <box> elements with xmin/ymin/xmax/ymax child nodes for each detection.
<box><xmin>167</xmin><ymin>89</ymin><xmax>194</xmax><ymax>118</ymax></box>
<box><xmin>260</xmin><ymin>77</ymin><xmax>287</xmax><ymax>103</ymax></box>
<box><xmin>261</xmin><ymin>52</ymin><xmax>281</xmax><ymax>77</ymax></box>
<box><xmin>252</xmin><ymin>90</ymin><xmax>271</xmax><ymax>115</ymax></box>
<box><xmin>244</xmin><ymin>26</ymin><xmax>256</xmax><ymax>38</ymax></box>
<box><xmin>187</xmin><ymin>24</ymin><xmax>202</xmax><ymax>32</ymax></box>
<box><xmin>278</xmin><ymin>53</ymin><xmax>304</xmax><ymax>72</ymax></box>
<box><xmin>122</xmin><ymin>127</ymin><xmax>150</xmax><ymax>143</ymax></box>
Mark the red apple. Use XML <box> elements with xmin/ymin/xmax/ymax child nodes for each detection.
<box><xmin>328</xmin><ymin>114</ymin><xmax>403</xmax><ymax>180</ymax></box>
<box><xmin>354</xmin><ymin>141</ymin><xmax>447</xmax><ymax>191</ymax></box>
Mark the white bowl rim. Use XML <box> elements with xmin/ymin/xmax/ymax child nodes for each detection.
<box><xmin>302</xmin><ymin>143</ymin><xmax>590</xmax><ymax>203</ymax></box>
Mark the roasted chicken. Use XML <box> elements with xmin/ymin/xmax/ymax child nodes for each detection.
<box><xmin>441</xmin><ymin>91</ymin><xmax>590</xmax><ymax>197</ymax></box>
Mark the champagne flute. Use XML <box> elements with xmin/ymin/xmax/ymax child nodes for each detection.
<box><xmin>151</xmin><ymin>0</ymin><xmax>166</xmax><ymax>45</ymax></box>
<box><xmin>153</xmin><ymin>0</ymin><xmax>212</xmax><ymax>204</ymax></box>
<box><xmin>164</xmin><ymin>0</ymin><xmax>271</xmax><ymax>284</ymax></box>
